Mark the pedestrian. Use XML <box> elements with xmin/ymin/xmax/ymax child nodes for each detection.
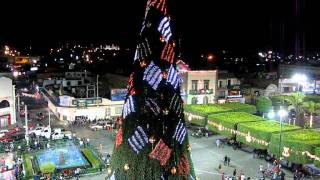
<box><xmin>216</xmin><ymin>139</ymin><xmax>220</xmax><ymax>148</ymax></box>
<box><xmin>240</xmin><ymin>173</ymin><xmax>245</xmax><ymax>180</ymax></box>
<box><xmin>233</xmin><ymin>169</ymin><xmax>237</xmax><ymax>177</ymax></box>
<box><xmin>218</xmin><ymin>164</ymin><xmax>222</xmax><ymax>173</ymax></box>
<box><xmin>259</xmin><ymin>164</ymin><xmax>263</xmax><ymax>172</ymax></box>
<box><xmin>221</xmin><ymin>172</ymin><xmax>225</xmax><ymax>180</ymax></box>
<box><xmin>224</xmin><ymin>155</ymin><xmax>228</xmax><ymax>166</ymax></box>
<box><xmin>80</xmin><ymin>140</ymin><xmax>83</xmax><ymax>147</ymax></box>
<box><xmin>280</xmin><ymin>170</ymin><xmax>285</xmax><ymax>180</ymax></box>
<box><xmin>227</xmin><ymin>157</ymin><xmax>230</xmax><ymax>166</ymax></box>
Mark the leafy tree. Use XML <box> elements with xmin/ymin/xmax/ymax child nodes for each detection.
<box><xmin>303</xmin><ymin>101</ymin><xmax>320</xmax><ymax>128</ymax></box>
<box><xmin>256</xmin><ymin>96</ymin><xmax>272</xmax><ymax>117</ymax></box>
<box><xmin>282</xmin><ymin>92</ymin><xmax>306</xmax><ymax>127</ymax></box>
<box><xmin>40</xmin><ymin>162</ymin><xmax>56</xmax><ymax>174</ymax></box>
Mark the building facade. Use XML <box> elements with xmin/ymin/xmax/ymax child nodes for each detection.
<box><xmin>41</xmin><ymin>88</ymin><xmax>124</xmax><ymax>122</ymax></box>
<box><xmin>0</xmin><ymin>77</ymin><xmax>16</xmax><ymax>128</ymax></box>
<box><xmin>181</xmin><ymin>70</ymin><xmax>217</xmax><ymax>104</ymax></box>
<box><xmin>217</xmin><ymin>71</ymin><xmax>244</xmax><ymax>103</ymax></box>
<box><xmin>278</xmin><ymin>64</ymin><xmax>320</xmax><ymax>94</ymax></box>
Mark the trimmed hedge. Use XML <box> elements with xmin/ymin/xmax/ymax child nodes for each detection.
<box><xmin>184</xmin><ymin>103</ymin><xmax>256</xmax><ymax>126</ymax></box>
<box><xmin>220</xmin><ymin>102</ymin><xmax>257</xmax><ymax>114</ymax></box>
<box><xmin>207</xmin><ymin>112</ymin><xmax>265</xmax><ymax>137</ymax></box>
<box><xmin>81</xmin><ymin>148</ymin><xmax>101</xmax><ymax>168</ymax></box>
<box><xmin>269</xmin><ymin>129</ymin><xmax>320</xmax><ymax>164</ymax></box>
<box><xmin>184</xmin><ymin>104</ymin><xmax>231</xmax><ymax>116</ymax></box>
<box><xmin>237</xmin><ymin>121</ymin><xmax>300</xmax><ymax>150</ymax></box>
<box><xmin>23</xmin><ymin>153</ymin><xmax>34</xmax><ymax>178</ymax></box>
<box><xmin>315</xmin><ymin>148</ymin><xmax>320</xmax><ymax>168</ymax></box>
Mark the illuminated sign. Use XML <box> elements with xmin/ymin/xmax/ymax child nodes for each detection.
<box><xmin>111</xmin><ymin>89</ymin><xmax>127</xmax><ymax>101</ymax></box>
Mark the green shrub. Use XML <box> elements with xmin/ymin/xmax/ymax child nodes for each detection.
<box><xmin>237</xmin><ymin>121</ymin><xmax>300</xmax><ymax>149</ymax></box>
<box><xmin>220</xmin><ymin>102</ymin><xmax>257</xmax><ymax>114</ymax></box>
<box><xmin>315</xmin><ymin>148</ymin><xmax>320</xmax><ymax>168</ymax></box>
<box><xmin>39</xmin><ymin>162</ymin><xmax>56</xmax><ymax>174</ymax></box>
<box><xmin>269</xmin><ymin>129</ymin><xmax>320</xmax><ymax>164</ymax></box>
<box><xmin>23</xmin><ymin>154</ymin><xmax>34</xmax><ymax>178</ymax></box>
<box><xmin>207</xmin><ymin>112</ymin><xmax>265</xmax><ymax>137</ymax></box>
<box><xmin>81</xmin><ymin>148</ymin><xmax>101</xmax><ymax>168</ymax></box>
<box><xmin>184</xmin><ymin>104</ymin><xmax>231</xmax><ymax>116</ymax></box>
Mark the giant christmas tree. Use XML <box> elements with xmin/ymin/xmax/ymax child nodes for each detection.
<box><xmin>109</xmin><ymin>0</ymin><xmax>196</xmax><ymax>179</ymax></box>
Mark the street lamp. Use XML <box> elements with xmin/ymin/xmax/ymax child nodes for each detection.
<box><xmin>278</xmin><ymin>109</ymin><xmax>287</xmax><ymax>159</ymax></box>
<box><xmin>292</xmin><ymin>73</ymin><xmax>307</xmax><ymax>92</ymax></box>
<box><xmin>268</xmin><ymin>108</ymin><xmax>287</xmax><ymax>159</ymax></box>
<box><xmin>268</xmin><ymin>110</ymin><xmax>275</xmax><ymax>119</ymax></box>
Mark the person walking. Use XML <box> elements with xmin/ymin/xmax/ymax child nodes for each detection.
<box><xmin>227</xmin><ymin>157</ymin><xmax>231</xmax><ymax>166</ymax></box>
<box><xmin>218</xmin><ymin>164</ymin><xmax>222</xmax><ymax>174</ymax></box>
<box><xmin>233</xmin><ymin>169</ymin><xmax>237</xmax><ymax>177</ymax></box>
<box><xmin>216</xmin><ymin>139</ymin><xmax>220</xmax><ymax>148</ymax></box>
<box><xmin>224</xmin><ymin>155</ymin><xmax>228</xmax><ymax>166</ymax></box>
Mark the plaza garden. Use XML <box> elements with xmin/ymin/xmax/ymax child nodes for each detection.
<box><xmin>185</xmin><ymin>102</ymin><xmax>320</xmax><ymax>169</ymax></box>
<box><xmin>1</xmin><ymin>138</ymin><xmax>104</xmax><ymax>179</ymax></box>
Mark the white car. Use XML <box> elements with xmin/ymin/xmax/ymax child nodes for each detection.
<box><xmin>40</xmin><ymin>127</ymin><xmax>52</xmax><ymax>139</ymax></box>
<box><xmin>29</xmin><ymin>127</ymin><xmax>44</xmax><ymax>137</ymax></box>
<box><xmin>0</xmin><ymin>130</ymin><xmax>9</xmax><ymax>138</ymax></box>
<box><xmin>52</xmin><ymin>131</ymin><xmax>64</xmax><ymax>140</ymax></box>
<box><xmin>89</xmin><ymin>122</ymin><xmax>106</xmax><ymax>131</ymax></box>
<box><xmin>63</xmin><ymin>131</ymin><xmax>73</xmax><ymax>139</ymax></box>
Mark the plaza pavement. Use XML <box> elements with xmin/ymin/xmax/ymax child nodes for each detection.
<box><xmin>22</xmin><ymin>109</ymin><xmax>294</xmax><ymax>180</ymax></box>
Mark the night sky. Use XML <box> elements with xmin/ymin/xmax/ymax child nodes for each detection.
<box><xmin>1</xmin><ymin>0</ymin><xmax>320</xmax><ymax>56</ymax></box>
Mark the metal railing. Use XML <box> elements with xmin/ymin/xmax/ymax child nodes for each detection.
<box><xmin>189</xmin><ymin>89</ymin><xmax>214</xmax><ymax>95</ymax></box>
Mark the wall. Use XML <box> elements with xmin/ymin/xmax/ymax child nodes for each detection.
<box><xmin>0</xmin><ymin>77</ymin><xmax>15</xmax><ymax>125</ymax></box>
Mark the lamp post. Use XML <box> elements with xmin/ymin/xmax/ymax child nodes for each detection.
<box><xmin>278</xmin><ymin>109</ymin><xmax>287</xmax><ymax>159</ymax></box>
<box><xmin>292</xmin><ymin>73</ymin><xmax>307</xmax><ymax>92</ymax></box>
<box><xmin>268</xmin><ymin>108</ymin><xmax>287</xmax><ymax>159</ymax></box>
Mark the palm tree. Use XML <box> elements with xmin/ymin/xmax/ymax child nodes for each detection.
<box><xmin>303</xmin><ymin>101</ymin><xmax>320</xmax><ymax>128</ymax></box>
<box><xmin>283</xmin><ymin>92</ymin><xmax>305</xmax><ymax>127</ymax></box>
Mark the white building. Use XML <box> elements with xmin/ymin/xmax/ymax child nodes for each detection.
<box><xmin>217</xmin><ymin>71</ymin><xmax>244</xmax><ymax>103</ymax></box>
<box><xmin>181</xmin><ymin>70</ymin><xmax>218</xmax><ymax>104</ymax></box>
<box><xmin>0</xmin><ymin>77</ymin><xmax>16</xmax><ymax>127</ymax></box>
<box><xmin>41</xmin><ymin>88</ymin><xmax>124</xmax><ymax>122</ymax></box>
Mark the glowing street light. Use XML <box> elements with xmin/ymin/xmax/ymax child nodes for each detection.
<box><xmin>292</xmin><ymin>73</ymin><xmax>307</xmax><ymax>92</ymax></box>
<box><xmin>268</xmin><ymin>111</ymin><xmax>275</xmax><ymax>119</ymax></box>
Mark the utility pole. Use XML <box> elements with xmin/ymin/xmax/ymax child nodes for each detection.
<box><xmin>12</xmin><ymin>85</ymin><xmax>16</xmax><ymax>124</ymax></box>
<box><xmin>17</xmin><ymin>94</ymin><xmax>20</xmax><ymax>113</ymax></box>
<box><xmin>97</xmin><ymin>74</ymin><xmax>99</xmax><ymax>107</ymax></box>
<box><xmin>48</xmin><ymin>108</ymin><xmax>51</xmax><ymax>128</ymax></box>
<box><xmin>25</xmin><ymin>105</ymin><xmax>29</xmax><ymax>146</ymax></box>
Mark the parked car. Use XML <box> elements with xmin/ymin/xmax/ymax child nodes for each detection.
<box><xmin>29</xmin><ymin>127</ymin><xmax>44</xmax><ymax>137</ymax></box>
<box><xmin>89</xmin><ymin>122</ymin><xmax>107</xmax><ymax>131</ymax></box>
<box><xmin>41</xmin><ymin>127</ymin><xmax>51</xmax><ymax>139</ymax></box>
<box><xmin>0</xmin><ymin>136</ymin><xmax>13</xmax><ymax>142</ymax></box>
<box><xmin>52</xmin><ymin>131</ymin><xmax>64</xmax><ymax>140</ymax></box>
<box><xmin>0</xmin><ymin>130</ymin><xmax>9</xmax><ymax>138</ymax></box>
<box><xmin>10</xmin><ymin>133</ymin><xmax>25</xmax><ymax>141</ymax></box>
<box><xmin>63</xmin><ymin>131</ymin><xmax>73</xmax><ymax>139</ymax></box>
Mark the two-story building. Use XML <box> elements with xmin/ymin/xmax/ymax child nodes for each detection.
<box><xmin>217</xmin><ymin>71</ymin><xmax>244</xmax><ymax>103</ymax></box>
<box><xmin>180</xmin><ymin>70</ymin><xmax>217</xmax><ymax>104</ymax></box>
<box><xmin>0</xmin><ymin>77</ymin><xmax>16</xmax><ymax>128</ymax></box>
